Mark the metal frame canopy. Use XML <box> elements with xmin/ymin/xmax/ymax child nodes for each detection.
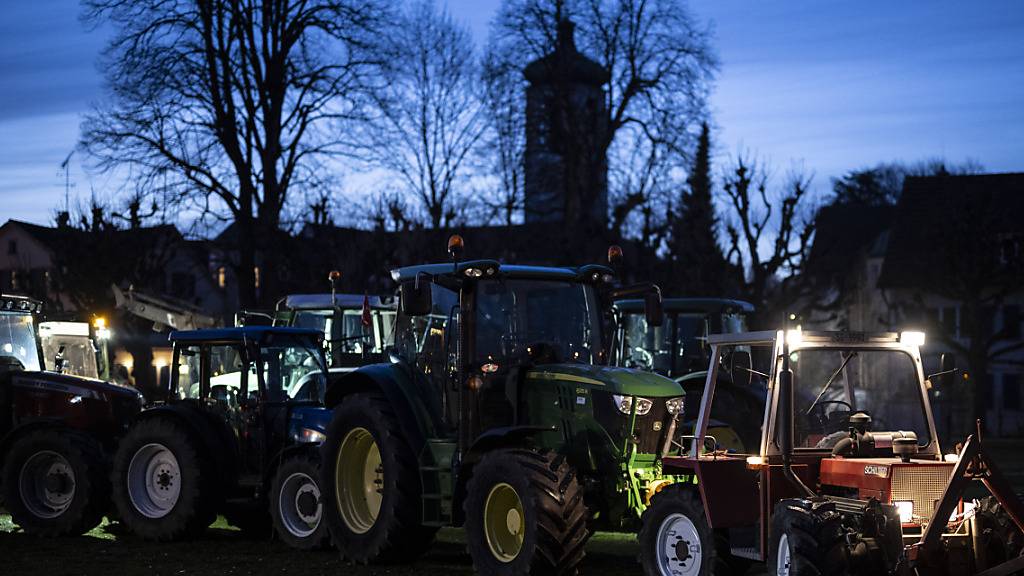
<box><xmin>689</xmin><ymin>330</ymin><xmax>940</xmax><ymax>459</ymax></box>
<box><xmin>615</xmin><ymin>297</ymin><xmax>754</xmax><ymax>314</ymax></box>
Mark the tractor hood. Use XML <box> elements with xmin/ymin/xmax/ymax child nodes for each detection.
<box><xmin>525</xmin><ymin>364</ymin><xmax>682</xmax><ymax>397</ymax></box>
<box><xmin>11</xmin><ymin>370</ymin><xmax>142</xmax><ymax>401</ymax></box>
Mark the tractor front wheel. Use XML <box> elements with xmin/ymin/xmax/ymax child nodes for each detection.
<box><xmin>270</xmin><ymin>453</ymin><xmax>329</xmax><ymax>549</ymax></box>
<box><xmin>640</xmin><ymin>484</ymin><xmax>747</xmax><ymax>576</ymax></box>
<box><xmin>319</xmin><ymin>392</ymin><xmax>436</xmax><ymax>563</ymax></box>
<box><xmin>1</xmin><ymin>430</ymin><xmax>107</xmax><ymax>536</ymax></box>
<box><xmin>464</xmin><ymin>448</ymin><xmax>590</xmax><ymax>576</ymax></box>
<box><xmin>768</xmin><ymin>499</ymin><xmax>848</xmax><ymax>576</ymax></box>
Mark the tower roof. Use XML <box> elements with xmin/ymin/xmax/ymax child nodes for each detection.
<box><xmin>524</xmin><ymin>19</ymin><xmax>609</xmax><ymax>85</ymax></box>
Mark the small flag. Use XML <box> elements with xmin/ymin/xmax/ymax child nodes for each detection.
<box><xmin>361</xmin><ymin>293</ymin><xmax>372</xmax><ymax>327</ymax></box>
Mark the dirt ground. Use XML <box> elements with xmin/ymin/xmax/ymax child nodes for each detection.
<box><xmin>0</xmin><ymin>516</ymin><xmax>654</xmax><ymax>576</ymax></box>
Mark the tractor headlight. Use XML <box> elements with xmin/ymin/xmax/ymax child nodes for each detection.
<box><xmin>894</xmin><ymin>500</ymin><xmax>914</xmax><ymax>523</ymax></box>
<box><xmin>293</xmin><ymin>428</ymin><xmax>327</xmax><ymax>444</ymax></box>
<box><xmin>613</xmin><ymin>394</ymin><xmax>653</xmax><ymax>416</ymax></box>
<box><xmin>665</xmin><ymin>397</ymin><xmax>685</xmax><ymax>415</ymax></box>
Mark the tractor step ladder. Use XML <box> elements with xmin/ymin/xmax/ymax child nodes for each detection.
<box><xmin>419</xmin><ymin>438</ymin><xmax>456</xmax><ymax>526</ymax></box>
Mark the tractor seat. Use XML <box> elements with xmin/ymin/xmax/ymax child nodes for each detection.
<box><xmin>0</xmin><ymin>355</ymin><xmax>25</xmax><ymax>374</ymax></box>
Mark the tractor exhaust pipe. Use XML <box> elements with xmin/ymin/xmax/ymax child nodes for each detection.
<box><xmin>780</xmin><ymin>331</ymin><xmax>815</xmax><ymax>497</ymax></box>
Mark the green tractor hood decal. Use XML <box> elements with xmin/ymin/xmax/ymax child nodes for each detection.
<box><xmin>525</xmin><ymin>364</ymin><xmax>683</xmax><ymax>397</ymax></box>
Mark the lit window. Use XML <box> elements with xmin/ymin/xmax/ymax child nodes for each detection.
<box><xmin>217</xmin><ymin>267</ymin><xmax>226</xmax><ymax>289</ymax></box>
<box><xmin>254</xmin><ymin>266</ymin><xmax>261</xmax><ymax>289</ymax></box>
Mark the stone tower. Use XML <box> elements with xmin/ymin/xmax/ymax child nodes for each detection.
<box><xmin>523</xmin><ymin>20</ymin><xmax>610</xmax><ymax>227</ymax></box>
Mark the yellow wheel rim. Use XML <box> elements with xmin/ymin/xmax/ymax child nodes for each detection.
<box><xmin>483</xmin><ymin>483</ymin><xmax>525</xmax><ymax>563</ymax></box>
<box><xmin>335</xmin><ymin>427</ymin><xmax>383</xmax><ymax>534</ymax></box>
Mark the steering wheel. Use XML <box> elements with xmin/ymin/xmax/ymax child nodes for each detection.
<box><xmin>808</xmin><ymin>400</ymin><xmax>853</xmax><ymax>433</ymax></box>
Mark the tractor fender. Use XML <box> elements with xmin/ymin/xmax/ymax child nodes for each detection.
<box><xmin>130</xmin><ymin>404</ymin><xmax>240</xmax><ymax>489</ymax></box>
<box><xmin>0</xmin><ymin>419</ymin><xmax>84</xmax><ymax>475</ymax></box>
<box><xmin>323</xmin><ymin>363</ymin><xmax>440</xmax><ymax>454</ymax></box>
<box><xmin>464</xmin><ymin>425</ymin><xmax>558</xmax><ymax>462</ymax></box>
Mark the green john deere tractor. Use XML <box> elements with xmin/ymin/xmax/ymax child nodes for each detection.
<box><xmin>319</xmin><ymin>238</ymin><xmax>688</xmax><ymax>575</ymax></box>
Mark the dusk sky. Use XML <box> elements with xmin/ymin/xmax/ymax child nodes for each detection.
<box><xmin>1</xmin><ymin>1</ymin><xmax>1022</xmax><ymax>226</ymax></box>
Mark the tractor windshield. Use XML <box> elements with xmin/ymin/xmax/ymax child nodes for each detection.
<box><xmin>475</xmin><ymin>279</ymin><xmax>601</xmax><ymax>364</ymax></box>
<box><xmin>257</xmin><ymin>336</ymin><xmax>328</xmax><ymax>402</ymax></box>
<box><xmin>0</xmin><ymin>311</ymin><xmax>40</xmax><ymax>371</ymax></box>
<box><xmin>789</xmin><ymin>348</ymin><xmax>930</xmax><ymax>449</ymax></box>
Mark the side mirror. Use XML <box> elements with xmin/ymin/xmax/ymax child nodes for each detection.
<box><xmin>400</xmin><ymin>280</ymin><xmax>432</xmax><ymax>316</ymax></box>
<box><xmin>644</xmin><ymin>292</ymin><xmax>663</xmax><ymax>327</ymax></box>
<box><xmin>731</xmin><ymin>350</ymin><xmax>753</xmax><ymax>386</ymax></box>
<box><xmin>927</xmin><ymin>352</ymin><xmax>959</xmax><ymax>388</ymax></box>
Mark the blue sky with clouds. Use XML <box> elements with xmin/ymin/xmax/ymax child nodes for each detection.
<box><xmin>1</xmin><ymin>0</ymin><xmax>1022</xmax><ymax>225</ymax></box>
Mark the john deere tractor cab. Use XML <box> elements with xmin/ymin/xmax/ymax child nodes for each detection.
<box><xmin>641</xmin><ymin>329</ymin><xmax>1024</xmax><ymax>576</ymax></box>
<box><xmin>111</xmin><ymin>326</ymin><xmax>332</xmax><ymax>549</ymax></box>
<box><xmin>319</xmin><ymin>237</ymin><xmax>687</xmax><ymax>575</ymax></box>
<box><xmin>0</xmin><ymin>294</ymin><xmax>141</xmax><ymax>536</ymax></box>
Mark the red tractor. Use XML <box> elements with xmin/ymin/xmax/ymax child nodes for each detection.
<box><xmin>0</xmin><ymin>294</ymin><xmax>142</xmax><ymax>536</ymax></box>
<box><xmin>640</xmin><ymin>329</ymin><xmax>1024</xmax><ymax>576</ymax></box>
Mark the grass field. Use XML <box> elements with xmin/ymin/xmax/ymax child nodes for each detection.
<box><xmin>0</xmin><ymin>516</ymin><xmax>649</xmax><ymax>576</ymax></box>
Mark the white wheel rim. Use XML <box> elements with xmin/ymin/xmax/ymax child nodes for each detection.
<box><xmin>656</xmin><ymin>512</ymin><xmax>703</xmax><ymax>576</ymax></box>
<box><xmin>777</xmin><ymin>532</ymin><xmax>792</xmax><ymax>576</ymax></box>
<box><xmin>278</xmin><ymin>471</ymin><xmax>321</xmax><ymax>538</ymax></box>
<box><xmin>18</xmin><ymin>450</ymin><xmax>76</xmax><ymax>519</ymax></box>
<box><xmin>127</xmin><ymin>443</ymin><xmax>181</xmax><ymax>519</ymax></box>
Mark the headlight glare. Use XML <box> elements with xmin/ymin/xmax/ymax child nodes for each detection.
<box><xmin>613</xmin><ymin>394</ymin><xmax>653</xmax><ymax>416</ymax></box>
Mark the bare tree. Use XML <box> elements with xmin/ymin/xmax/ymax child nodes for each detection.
<box><xmin>81</xmin><ymin>0</ymin><xmax>387</xmax><ymax>306</ymax></box>
<box><xmin>489</xmin><ymin>0</ymin><xmax>716</xmax><ymax>236</ymax></box>
<box><xmin>480</xmin><ymin>48</ymin><xmax>526</xmax><ymax>226</ymax></box>
<box><xmin>356</xmin><ymin>0</ymin><xmax>485</xmax><ymax>229</ymax></box>
<box><xmin>721</xmin><ymin>154</ymin><xmax>816</xmax><ymax>326</ymax></box>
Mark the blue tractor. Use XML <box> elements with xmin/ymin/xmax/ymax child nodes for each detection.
<box><xmin>109</xmin><ymin>326</ymin><xmax>332</xmax><ymax>549</ymax></box>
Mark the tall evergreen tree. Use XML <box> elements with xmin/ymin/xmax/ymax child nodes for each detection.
<box><xmin>670</xmin><ymin>123</ymin><xmax>730</xmax><ymax>295</ymax></box>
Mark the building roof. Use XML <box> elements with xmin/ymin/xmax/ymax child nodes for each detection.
<box><xmin>168</xmin><ymin>326</ymin><xmax>321</xmax><ymax>343</ymax></box>
<box><xmin>804</xmin><ymin>203</ymin><xmax>895</xmax><ymax>285</ymax></box>
<box><xmin>877</xmin><ymin>172</ymin><xmax>1024</xmax><ymax>289</ymax></box>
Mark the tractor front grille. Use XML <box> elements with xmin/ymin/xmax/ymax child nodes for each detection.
<box><xmin>890</xmin><ymin>464</ymin><xmax>953</xmax><ymax>523</ymax></box>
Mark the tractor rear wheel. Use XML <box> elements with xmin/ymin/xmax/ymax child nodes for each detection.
<box><xmin>319</xmin><ymin>392</ymin><xmax>436</xmax><ymax>563</ymax></box>
<box><xmin>974</xmin><ymin>495</ymin><xmax>1024</xmax><ymax>570</ymax></box>
<box><xmin>640</xmin><ymin>484</ymin><xmax>746</xmax><ymax>576</ymax></box>
<box><xmin>463</xmin><ymin>448</ymin><xmax>590</xmax><ymax>576</ymax></box>
<box><xmin>270</xmin><ymin>453</ymin><xmax>329</xmax><ymax>549</ymax></box>
<box><xmin>1</xmin><ymin>430</ymin><xmax>107</xmax><ymax>536</ymax></box>
<box><xmin>768</xmin><ymin>499</ymin><xmax>849</xmax><ymax>576</ymax></box>
<box><xmin>111</xmin><ymin>418</ymin><xmax>218</xmax><ymax>540</ymax></box>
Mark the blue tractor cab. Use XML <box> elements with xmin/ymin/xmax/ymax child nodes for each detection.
<box><xmin>109</xmin><ymin>325</ymin><xmax>332</xmax><ymax>549</ymax></box>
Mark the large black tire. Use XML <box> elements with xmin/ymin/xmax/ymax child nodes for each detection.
<box><xmin>319</xmin><ymin>392</ymin><xmax>437</xmax><ymax>563</ymax></box>
<box><xmin>640</xmin><ymin>484</ymin><xmax>746</xmax><ymax>576</ymax></box>
<box><xmin>463</xmin><ymin>448</ymin><xmax>590</xmax><ymax>576</ymax></box>
<box><xmin>110</xmin><ymin>418</ymin><xmax>218</xmax><ymax>540</ymax></box>
<box><xmin>270</xmin><ymin>453</ymin><xmax>330</xmax><ymax>550</ymax></box>
<box><xmin>974</xmin><ymin>495</ymin><xmax>1024</xmax><ymax>571</ymax></box>
<box><xmin>768</xmin><ymin>499</ymin><xmax>849</xmax><ymax>576</ymax></box>
<box><xmin>1</xmin><ymin>430</ymin><xmax>107</xmax><ymax>536</ymax></box>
